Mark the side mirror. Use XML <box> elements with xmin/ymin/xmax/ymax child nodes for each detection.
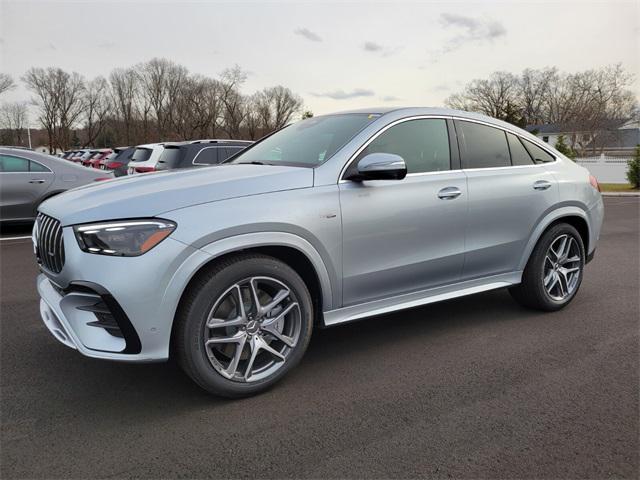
<box><xmin>346</xmin><ymin>153</ymin><xmax>407</xmax><ymax>181</ymax></box>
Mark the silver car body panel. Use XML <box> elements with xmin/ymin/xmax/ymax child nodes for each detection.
<box><xmin>0</xmin><ymin>148</ymin><xmax>113</xmax><ymax>222</ymax></box>
<box><xmin>35</xmin><ymin>107</ymin><xmax>604</xmax><ymax>362</ymax></box>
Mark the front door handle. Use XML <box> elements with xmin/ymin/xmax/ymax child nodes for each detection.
<box><xmin>437</xmin><ymin>186</ymin><xmax>462</xmax><ymax>200</ymax></box>
<box><xmin>28</xmin><ymin>179</ymin><xmax>46</xmax><ymax>184</ymax></box>
<box><xmin>533</xmin><ymin>180</ymin><xmax>552</xmax><ymax>191</ymax></box>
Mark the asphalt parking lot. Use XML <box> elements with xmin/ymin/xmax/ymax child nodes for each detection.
<box><xmin>1</xmin><ymin>197</ymin><xmax>638</xmax><ymax>479</ymax></box>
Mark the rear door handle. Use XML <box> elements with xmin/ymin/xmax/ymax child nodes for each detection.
<box><xmin>437</xmin><ymin>186</ymin><xmax>462</xmax><ymax>200</ymax></box>
<box><xmin>28</xmin><ymin>179</ymin><xmax>46</xmax><ymax>184</ymax></box>
<box><xmin>533</xmin><ymin>180</ymin><xmax>552</xmax><ymax>191</ymax></box>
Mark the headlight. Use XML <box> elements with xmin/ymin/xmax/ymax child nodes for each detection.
<box><xmin>74</xmin><ymin>219</ymin><xmax>176</xmax><ymax>256</ymax></box>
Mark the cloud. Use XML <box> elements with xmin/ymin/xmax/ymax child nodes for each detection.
<box><xmin>97</xmin><ymin>42</ymin><xmax>116</xmax><ymax>49</ymax></box>
<box><xmin>311</xmin><ymin>88</ymin><xmax>375</xmax><ymax>100</ymax></box>
<box><xmin>294</xmin><ymin>28</ymin><xmax>322</xmax><ymax>42</ymax></box>
<box><xmin>362</xmin><ymin>41</ymin><xmax>402</xmax><ymax>57</ymax></box>
<box><xmin>429</xmin><ymin>13</ymin><xmax>506</xmax><ymax>62</ymax></box>
<box><xmin>363</xmin><ymin>41</ymin><xmax>383</xmax><ymax>52</ymax></box>
<box><xmin>432</xmin><ymin>84</ymin><xmax>450</xmax><ymax>92</ymax></box>
<box><xmin>439</xmin><ymin>13</ymin><xmax>506</xmax><ymax>51</ymax></box>
<box><xmin>381</xmin><ymin>95</ymin><xmax>402</xmax><ymax>102</ymax></box>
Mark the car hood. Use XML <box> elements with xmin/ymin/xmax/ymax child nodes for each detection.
<box><xmin>40</xmin><ymin>164</ymin><xmax>314</xmax><ymax>226</ymax></box>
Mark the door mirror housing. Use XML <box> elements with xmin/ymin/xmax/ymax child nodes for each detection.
<box><xmin>346</xmin><ymin>153</ymin><xmax>407</xmax><ymax>181</ymax></box>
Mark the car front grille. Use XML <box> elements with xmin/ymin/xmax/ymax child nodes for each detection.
<box><xmin>35</xmin><ymin>213</ymin><xmax>65</xmax><ymax>273</ymax></box>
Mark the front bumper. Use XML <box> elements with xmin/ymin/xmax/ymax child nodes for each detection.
<box><xmin>37</xmin><ymin>275</ymin><xmax>146</xmax><ymax>361</ymax></box>
<box><xmin>34</xmin><ymin>225</ymin><xmax>210</xmax><ymax>363</ymax></box>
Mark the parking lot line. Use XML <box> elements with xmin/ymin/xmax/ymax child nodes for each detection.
<box><xmin>0</xmin><ymin>235</ymin><xmax>32</xmax><ymax>241</ymax></box>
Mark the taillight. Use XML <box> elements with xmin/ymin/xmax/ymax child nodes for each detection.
<box><xmin>135</xmin><ymin>166</ymin><xmax>155</xmax><ymax>173</ymax></box>
<box><xmin>589</xmin><ymin>174</ymin><xmax>601</xmax><ymax>192</ymax></box>
<box><xmin>106</xmin><ymin>162</ymin><xmax>122</xmax><ymax>169</ymax></box>
<box><xmin>93</xmin><ymin>177</ymin><xmax>112</xmax><ymax>182</ymax></box>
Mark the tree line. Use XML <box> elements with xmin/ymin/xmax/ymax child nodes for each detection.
<box><xmin>0</xmin><ymin>59</ymin><xmax>306</xmax><ymax>152</ymax></box>
<box><xmin>445</xmin><ymin>64</ymin><xmax>638</xmax><ymax>155</ymax></box>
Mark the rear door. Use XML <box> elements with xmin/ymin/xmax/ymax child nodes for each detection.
<box><xmin>456</xmin><ymin>120</ymin><xmax>558</xmax><ymax>280</ymax></box>
<box><xmin>0</xmin><ymin>154</ymin><xmax>54</xmax><ymax>221</ymax></box>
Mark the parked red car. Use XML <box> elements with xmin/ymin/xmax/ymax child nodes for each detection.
<box><xmin>83</xmin><ymin>149</ymin><xmax>112</xmax><ymax>168</ymax></box>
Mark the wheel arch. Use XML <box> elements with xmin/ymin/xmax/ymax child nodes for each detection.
<box><xmin>166</xmin><ymin>232</ymin><xmax>334</xmax><ymax>356</ymax></box>
<box><xmin>519</xmin><ymin>207</ymin><xmax>590</xmax><ymax>271</ymax></box>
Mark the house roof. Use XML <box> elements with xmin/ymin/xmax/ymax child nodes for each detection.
<box><xmin>525</xmin><ymin>124</ymin><xmax>562</xmax><ymax>134</ymax></box>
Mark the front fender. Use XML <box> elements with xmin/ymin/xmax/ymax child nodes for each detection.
<box><xmin>159</xmin><ymin>232</ymin><xmax>335</xmax><ymax>346</ymax></box>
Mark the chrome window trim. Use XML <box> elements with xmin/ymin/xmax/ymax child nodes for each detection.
<box><xmin>192</xmin><ymin>145</ymin><xmax>243</xmax><ymax>166</ymax></box>
<box><xmin>338</xmin><ymin>114</ymin><xmax>558</xmax><ymax>183</ymax></box>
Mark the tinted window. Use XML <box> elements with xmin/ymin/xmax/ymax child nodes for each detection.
<box><xmin>0</xmin><ymin>155</ymin><xmax>29</xmax><ymax>172</ymax></box>
<box><xmin>131</xmin><ymin>148</ymin><xmax>152</xmax><ymax>162</ymax></box>
<box><xmin>193</xmin><ymin>147</ymin><xmax>219</xmax><ymax>165</ymax></box>
<box><xmin>522</xmin><ymin>139</ymin><xmax>556</xmax><ymax>163</ymax></box>
<box><xmin>30</xmin><ymin>161</ymin><xmax>51</xmax><ymax>172</ymax></box>
<box><xmin>458</xmin><ymin>121</ymin><xmax>510</xmax><ymax>168</ymax></box>
<box><xmin>156</xmin><ymin>147</ymin><xmax>183</xmax><ymax>170</ymax></box>
<box><xmin>222</xmin><ymin>147</ymin><xmax>245</xmax><ymax>162</ymax></box>
<box><xmin>507</xmin><ymin>133</ymin><xmax>534</xmax><ymax>166</ymax></box>
<box><xmin>358</xmin><ymin>119</ymin><xmax>450</xmax><ymax>174</ymax></box>
<box><xmin>231</xmin><ymin>114</ymin><xmax>377</xmax><ymax>167</ymax></box>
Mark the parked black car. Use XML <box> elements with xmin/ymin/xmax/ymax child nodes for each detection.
<box><xmin>102</xmin><ymin>146</ymin><xmax>135</xmax><ymax>177</ymax></box>
<box><xmin>155</xmin><ymin>140</ymin><xmax>252</xmax><ymax>171</ymax></box>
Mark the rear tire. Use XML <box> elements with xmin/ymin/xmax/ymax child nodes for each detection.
<box><xmin>509</xmin><ymin>223</ymin><xmax>585</xmax><ymax>311</ymax></box>
<box><xmin>175</xmin><ymin>253</ymin><xmax>313</xmax><ymax>398</ymax></box>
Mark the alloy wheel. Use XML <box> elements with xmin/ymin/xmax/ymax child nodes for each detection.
<box><xmin>203</xmin><ymin>276</ymin><xmax>301</xmax><ymax>382</ymax></box>
<box><xmin>543</xmin><ymin>234</ymin><xmax>582</xmax><ymax>301</ymax></box>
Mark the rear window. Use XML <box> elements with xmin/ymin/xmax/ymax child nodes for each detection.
<box><xmin>522</xmin><ymin>139</ymin><xmax>556</xmax><ymax>163</ymax></box>
<box><xmin>131</xmin><ymin>148</ymin><xmax>152</xmax><ymax>162</ymax></box>
<box><xmin>457</xmin><ymin>121</ymin><xmax>510</xmax><ymax>169</ymax></box>
<box><xmin>156</xmin><ymin>147</ymin><xmax>184</xmax><ymax>170</ymax></box>
<box><xmin>507</xmin><ymin>133</ymin><xmax>534</xmax><ymax>166</ymax></box>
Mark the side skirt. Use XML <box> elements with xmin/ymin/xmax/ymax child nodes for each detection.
<box><xmin>322</xmin><ymin>271</ymin><xmax>522</xmax><ymax>327</ymax></box>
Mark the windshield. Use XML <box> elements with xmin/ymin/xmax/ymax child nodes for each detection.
<box><xmin>131</xmin><ymin>147</ymin><xmax>152</xmax><ymax>162</ymax></box>
<box><xmin>231</xmin><ymin>113</ymin><xmax>378</xmax><ymax>167</ymax></box>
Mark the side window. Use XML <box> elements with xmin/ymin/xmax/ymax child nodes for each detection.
<box><xmin>521</xmin><ymin>139</ymin><xmax>556</xmax><ymax>163</ymax></box>
<box><xmin>507</xmin><ymin>133</ymin><xmax>534</xmax><ymax>166</ymax></box>
<box><xmin>194</xmin><ymin>147</ymin><xmax>219</xmax><ymax>165</ymax></box>
<box><xmin>358</xmin><ymin>118</ymin><xmax>450</xmax><ymax>174</ymax></box>
<box><xmin>30</xmin><ymin>161</ymin><xmax>51</xmax><ymax>172</ymax></box>
<box><xmin>0</xmin><ymin>154</ymin><xmax>30</xmax><ymax>172</ymax></box>
<box><xmin>458</xmin><ymin>121</ymin><xmax>510</xmax><ymax>168</ymax></box>
<box><xmin>223</xmin><ymin>147</ymin><xmax>244</xmax><ymax>161</ymax></box>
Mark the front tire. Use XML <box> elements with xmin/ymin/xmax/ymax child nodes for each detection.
<box><xmin>175</xmin><ymin>254</ymin><xmax>314</xmax><ymax>398</ymax></box>
<box><xmin>509</xmin><ymin>223</ymin><xmax>585</xmax><ymax>311</ymax></box>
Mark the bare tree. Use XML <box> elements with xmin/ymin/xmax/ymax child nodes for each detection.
<box><xmin>109</xmin><ymin>67</ymin><xmax>139</xmax><ymax>145</ymax></box>
<box><xmin>445</xmin><ymin>71</ymin><xmax>522</xmax><ymax>125</ymax></box>
<box><xmin>252</xmin><ymin>86</ymin><xmax>303</xmax><ymax>135</ymax></box>
<box><xmin>219</xmin><ymin>66</ymin><xmax>248</xmax><ymax>139</ymax></box>
<box><xmin>23</xmin><ymin>67</ymin><xmax>60</xmax><ymax>152</ymax></box>
<box><xmin>83</xmin><ymin>77</ymin><xmax>111</xmax><ymax>146</ymax></box>
<box><xmin>139</xmin><ymin>58</ymin><xmax>188</xmax><ymax>141</ymax></box>
<box><xmin>0</xmin><ymin>73</ymin><xmax>15</xmax><ymax>97</ymax></box>
<box><xmin>0</xmin><ymin>101</ymin><xmax>28</xmax><ymax>145</ymax></box>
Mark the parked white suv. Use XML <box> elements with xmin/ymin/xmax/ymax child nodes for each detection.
<box><xmin>127</xmin><ymin>143</ymin><xmax>165</xmax><ymax>174</ymax></box>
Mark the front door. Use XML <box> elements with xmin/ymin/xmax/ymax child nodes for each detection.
<box><xmin>339</xmin><ymin>118</ymin><xmax>467</xmax><ymax>306</ymax></box>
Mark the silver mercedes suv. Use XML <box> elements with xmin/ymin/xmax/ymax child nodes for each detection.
<box><xmin>34</xmin><ymin>107</ymin><xmax>604</xmax><ymax>397</ymax></box>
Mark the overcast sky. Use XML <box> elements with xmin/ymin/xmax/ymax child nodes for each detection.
<box><xmin>1</xmin><ymin>0</ymin><xmax>638</xmax><ymax>122</ymax></box>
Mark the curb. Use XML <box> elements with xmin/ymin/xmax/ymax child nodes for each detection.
<box><xmin>601</xmin><ymin>192</ymin><xmax>640</xmax><ymax>197</ymax></box>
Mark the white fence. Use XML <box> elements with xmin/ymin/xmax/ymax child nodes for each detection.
<box><xmin>575</xmin><ymin>156</ymin><xmax>631</xmax><ymax>184</ymax></box>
